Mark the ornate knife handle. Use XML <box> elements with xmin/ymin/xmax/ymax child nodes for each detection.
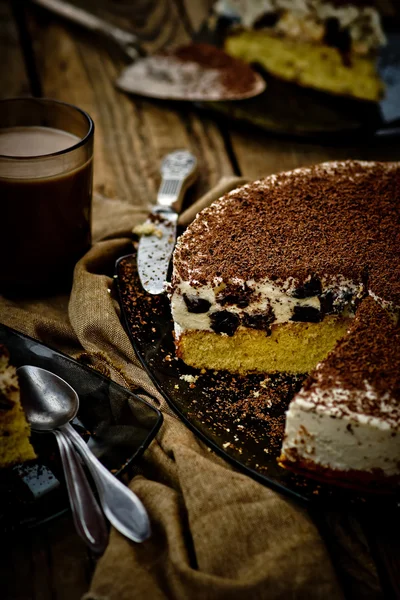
<box><xmin>158</xmin><ymin>150</ymin><xmax>198</xmax><ymax>211</ymax></box>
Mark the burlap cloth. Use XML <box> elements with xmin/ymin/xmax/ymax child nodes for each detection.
<box><xmin>0</xmin><ymin>178</ymin><xmax>344</xmax><ymax>599</ymax></box>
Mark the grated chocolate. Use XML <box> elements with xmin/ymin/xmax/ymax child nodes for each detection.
<box><xmin>301</xmin><ymin>297</ymin><xmax>400</xmax><ymax>424</ymax></box>
<box><xmin>172</xmin><ymin>161</ymin><xmax>400</xmax><ymax>307</ymax></box>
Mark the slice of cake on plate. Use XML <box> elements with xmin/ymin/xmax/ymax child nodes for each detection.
<box><xmin>279</xmin><ymin>297</ymin><xmax>400</xmax><ymax>489</ymax></box>
<box><xmin>215</xmin><ymin>0</ymin><xmax>386</xmax><ymax>101</ymax></box>
<box><xmin>0</xmin><ymin>345</ymin><xmax>36</xmax><ymax>468</ymax></box>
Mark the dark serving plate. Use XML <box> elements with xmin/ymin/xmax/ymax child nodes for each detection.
<box><xmin>115</xmin><ymin>251</ymin><xmax>400</xmax><ymax>511</ymax></box>
<box><xmin>194</xmin><ymin>15</ymin><xmax>400</xmax><ymax>139</ymax></box>
<box><xmin>0</xmin><ymin>324</ymin><xmax>163</xmax><ymax>531</ymax></box>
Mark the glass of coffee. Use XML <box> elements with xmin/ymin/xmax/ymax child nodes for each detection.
<box><xmin>0</xmin><ymin>97</ymin><xmax>94</xmax><ymax>294</ymax></box>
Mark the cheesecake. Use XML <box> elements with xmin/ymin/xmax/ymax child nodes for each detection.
<box><xmin>0</xmin><ymin>345</ymin><xmax>36</xmax><ymax>468</ymax></box>
<box><xmin>215</xmin><ymin>0</ymin><xmax>386</xmax><ymax>101</ymax></box>
<box><xmin>170</xmin><ymin>160</ymin><xmax>399</xmax><ymax>375</ymax></box>
<box><xmin>169</xmin><ymin>159</ymin><xmax>400</xmax><ymax>490</ymax></box>
<box><xmin>279</xmin><ymin>297</ymin><xmax>400</xmax><ymax>489</ymax></box>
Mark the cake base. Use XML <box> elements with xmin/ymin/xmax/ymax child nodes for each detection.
<box><xmin>0</xmin><ymin>345</ymin><xmax>36</xmax><ymax>468</ymax></box>
<box><xmin>176</xmin><ymin>316</ymin><xmax>351</xmax><ymax>374</ymax></box>
<box><xmin>225</xmin><ymin>30</ymin><xmax>383</xmax><ymax>101</ymax></box>
<box><xmin>279</xmin><ymin>453</ymin><xmax>400</xmax><ymax>493</ymax></box>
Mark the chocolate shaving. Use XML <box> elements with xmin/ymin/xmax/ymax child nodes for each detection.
<box><xmin>173</xmin><ymin>161</ymin><xmax>400</xmax><ymax>307</ymax></box>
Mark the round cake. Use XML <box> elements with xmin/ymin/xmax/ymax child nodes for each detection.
<box><xmin>170</xmin><ymin>159</ymin><xmax>400</xmax><ymax>489</ymax></box>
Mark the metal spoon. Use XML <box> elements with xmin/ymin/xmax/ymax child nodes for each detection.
<box><xmin>53</xmin><ymin>428</ymin><xmax>109</xmax><ymax>553</ymax></box>
<box><xmin>17</xmin><ymin>365</ymin><xmax>151</xmax><ymax>543</ymax></box>
<box><xmin>18</xmin><ymin>365</ymin><xmax>108</xmax><ymax>552</ymax></box>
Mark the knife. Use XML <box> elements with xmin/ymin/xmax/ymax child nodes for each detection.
<box><xmin>136</xmin><ymin>150</ymin><xmax>198</xmax><ymax>294</ymax></box>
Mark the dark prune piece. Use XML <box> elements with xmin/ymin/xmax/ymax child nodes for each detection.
<box><xmin>218</xmin><ymin>294</ymin><xmax>249</xmax><ymax>308</ymax></box>
<box><xmin>242</xmin><ymin>309</ymin><xmax>275</xmax><ymax>331</ymax></box>
<box><xmin>210</xmin><ymin>311</ymin><xmax>240</xmax><ymax>336</ymax></box>
<box><xmin>254</xmin><ymin>12</ymin><xmax>279</xmax><ymax>29</ymax></box>
<box><xmin>290</xmin><ymin>306</ymin><xmax>322</xmax><ymax>323</ymax></box>
<box><xmin>324</xmin><ymin>18</ymin><xmax>351</xmax><ymax>56</ymax></box>
<box><xmin>320</xmin><ymin>291</ymin><xmax>334</xmax><ymax>315</ymax></box>
<box><xmin>183</xmin><ymin>294</ymin><xmax>211</xmax><ymax>314</ymax></box>
<box><xmin>292</xmin><ymin>276</ymin><xmax>322</xmax><ymax>299</ymax></box>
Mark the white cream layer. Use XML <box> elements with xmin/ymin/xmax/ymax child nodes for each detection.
<box><xmin>170</xmin><ymin>274</ymin><xmax>360</xmax><ymax>334</ymax></box>
<box><xmin>282</xmin><ymin>382</ymin><xmax>400</xmax><ymax>476</ymax></box>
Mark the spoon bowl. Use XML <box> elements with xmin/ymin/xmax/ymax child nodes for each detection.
<box><xmin>18</xmin><ymin>365</ymin><xmax>78</xmax><ymax>430</ymax></box>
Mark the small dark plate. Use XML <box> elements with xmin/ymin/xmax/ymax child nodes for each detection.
<box><xmin>115</xmin><ymin>252</ymin><xmax>400</xmax><ymax>511</ymax></box>
<box><xmin>0</xmin><ymin>324</ymin><xmax>163</xmax><ymax>531</ymax></box>
<box><xmin>194</xmin><ymin>15</ymin><xmax>400</xmax><ymax>140</ymax></box>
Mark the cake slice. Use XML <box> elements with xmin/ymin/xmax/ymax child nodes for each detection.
<box><xmin>0</xmin><ymin>345</ymin><xmax>36</xmax><ymax>467</ymax></box>
<box><xmin>217</xmin><ymin>0</ymin><xmax>386</xmax><ymax>101</ymax></box>
<box><xmin>279</xmin><ymin>298</ymin><xmax>400</xmax><ymax>490</ymax></box>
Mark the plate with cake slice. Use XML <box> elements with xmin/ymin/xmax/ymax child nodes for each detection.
<box><xmin>0</xmin><ymin>325</ymin><xmax>162</xmax><ymax>531</ymax></box>
<box><xmin>116</xmin><ymin>159</ymin><xmax>400</xmax><ymax>508</ymax></box>
<box><xmin>193</xmin><ymin>1</ymin><xmax>400</xmax><ymax>138</ymax></box>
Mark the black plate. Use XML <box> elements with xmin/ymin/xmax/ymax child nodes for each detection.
<box><xmin>0</xmin><ymin>324</ymin><xmax>163</xmax><ymax>531</ymax></box>
<box><xmin>115</xmin><ymin>252</ymin><xmax>400</xmax><ymax>510</ymax></box>
<box><xmin>194</xmin><ymin>15</ymin><xmax>400</xmax><ymax>139</ymax></box>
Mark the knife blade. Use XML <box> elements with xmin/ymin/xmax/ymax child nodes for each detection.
<box><xmin>137</xmin><ymin>150</ymin><xmax>197</xmax><ymax>294</ymax></box>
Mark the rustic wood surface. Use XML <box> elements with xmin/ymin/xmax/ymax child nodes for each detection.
<box><xmin>1</xmin><ymin>0</ymin><xmax>400</xmax><ymax>598</ymax></box>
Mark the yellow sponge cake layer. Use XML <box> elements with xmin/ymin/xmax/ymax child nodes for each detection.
<box><xmin>0</xmin><ymin>345</ymin><xmax>36</xmax><ymax>468</ymax></box>
<box><xmin>0</xmin><ymin>426</ymin><xmax>37</xmax><ymax>468</ymax></box>
<box><xmin>225</xmin><ymin>31</ymin><xmax>384</xmax><ymax>101</ymax></box>
<box><xmin>176</xmin><ymin>316</ymin><xmax>350</xmax><ymax>375</ymax></box>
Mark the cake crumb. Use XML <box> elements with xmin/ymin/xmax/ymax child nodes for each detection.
<box><xmin>180</xmin><ymin>374</ymin><xmax>199</xmax><ymax>384</ymax></box>
<box><xmin>133</xmin><ymin>222</ymin><xmax>163</xmax><ymax>238</ymax></box>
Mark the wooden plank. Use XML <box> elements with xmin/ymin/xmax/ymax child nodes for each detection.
<box><xmin>228</xmin><ymin>129</ymin><xmax>400</xmax><ymax>180</ymax></box>
<box><xmin>0</xmin><ymin>0</ymin><xmax>31</xmax><ymax>98</ymax></box>
<box><xmin>2</xmin><ymin>531</ymin><xmax>34</xmax><ymax>600</ymax></box>
<box><xmin>1</xmin><ymin>515</ymin><xmax>91</xmax><ymax>600</ymax></box>
<box><xmin>26</xmin><ymin>0</ymin><xmax>234</xmax><ymax>207</ymax></box>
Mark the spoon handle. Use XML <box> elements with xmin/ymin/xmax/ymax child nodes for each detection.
<box><xmin>61</xmin><ymin>423</ymin><xmax>151</xmax><ymax>543</ymax></box>
<box><xmin>31</xmin><ymin>0</ymin><xmax>142</xmax><ymax>61</ymax></box>
<box><xmin>54</xmin><ymin>430</ymin><xmax>109</xmax><ymax>554</ymax></box>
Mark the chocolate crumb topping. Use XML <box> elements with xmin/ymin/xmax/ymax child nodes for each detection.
<box><xmin>301</xmin><ymin>298</ymin><xmax>400</xmax><ymax>424</ymax></box>
<box><xmin>216</xmin><ymin>282</ymin><xmax>254</xmax><ymax>308</ymax></box>
<box><xmin>171</xmin><ymin>43</ymin><xmax>260</xmax><ymax>97</ymax></box>
<box><xmin>173</xmin><ymin>161</ymin><xmax>400</xmax><ymax>308</ymax></box>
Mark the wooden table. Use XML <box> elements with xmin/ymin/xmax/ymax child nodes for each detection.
<box><xmin>2</xmin><ymin>1</ymin><xmax>400</xmax><ymax>597</ymax></box>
